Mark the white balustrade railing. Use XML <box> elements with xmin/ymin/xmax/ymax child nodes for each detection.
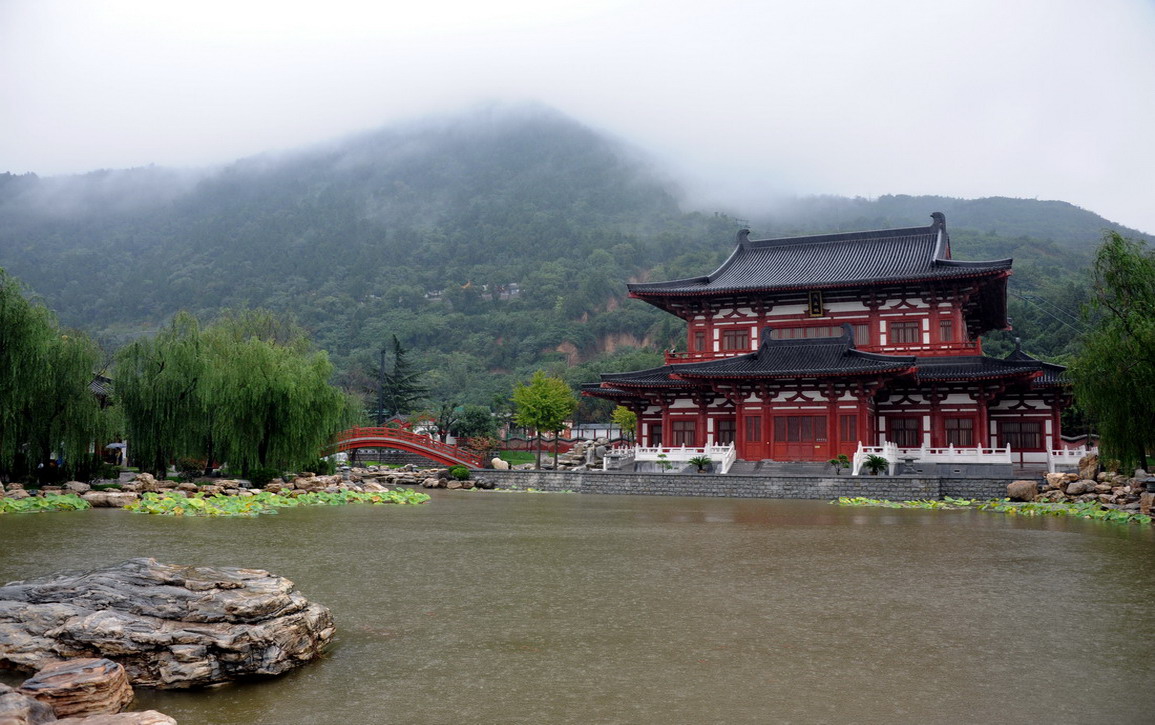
<box><xmin>1047</xmin><ymin>446</ymin><xmax>1097</xmax><ymax>473</ymax></box>
<box><xmin>851</xmin><ymin>441</ymin><xmax>1011</xmax><ymax>475</ymax></box>
<box><xmin>629</xmin><ymin>443</ymin><xmax>737</xmax><ymax>474</ymax></box>
<box><xmin>852</xmin><ymin>441</ymin><xmax>899</xmax><ymax>476</ymax></box>
<box><xmin>900</xmin><ymin>444</ymin><xmax>1012</xmax><ymax>465</ymax></box>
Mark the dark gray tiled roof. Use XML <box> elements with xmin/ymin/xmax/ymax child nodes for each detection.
<box><xmin>913</xmin><ymin>355</ymin><xmax>1047</xmax><ymax>382</ymax></box>
<box><xmin>671</xmin><ymin>328</ymin><xmax>916</xmax><ymax>379</ymax></box>
<box><xmin>629</xmin><ymin>213</ymin><xmax>1011</xmax><ymax>297</ymax></box>
<box><xmin>89</xmin><ymin>374</ymin><xmax>112</xmax><ymax>397</ymax></box>
<box><xmin>1004</xmin><ymin>346</ymin><xmax>1068</xmax><ymax>386</ymax></box>
<box><xmin>585</xmin><ymin>327</ymin><xmax>1065</xmax><ymax>394</ymax></box>
<box><xmin>599</xmin><ymin>365</ymin><xmax>696</xmax><ymax>388</ymax></box>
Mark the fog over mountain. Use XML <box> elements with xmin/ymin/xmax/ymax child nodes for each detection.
<box><xmin>0</xmin><ymin>106</ymin><xmax>1138</xmax><ymax>412</ymax></box>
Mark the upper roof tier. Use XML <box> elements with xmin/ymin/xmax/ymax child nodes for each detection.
<box><xmin>628</xmin><ymin>212</ymin><xmax>1012</xmax><ymax>299</ymax></box>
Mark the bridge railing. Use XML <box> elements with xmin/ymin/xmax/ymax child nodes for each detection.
<box><xmin>330</xmin><ymin>427</ymin><xmax>484</xmax><ymax>467</ymax></box>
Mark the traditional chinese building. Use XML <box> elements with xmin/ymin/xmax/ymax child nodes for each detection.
<box><xmin>582</xmin><ymin>213</ymin><xmax>1068</xmax><ymax>466</ymax></box>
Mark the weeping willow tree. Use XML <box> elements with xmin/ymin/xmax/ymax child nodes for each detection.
<box><xmin>114</xmin><ymin>312</ymin><xmax>208</xmax><ymax>477</ymax></box>
<box><xmin>117</xmin><ymin>309</ymin><xmax>358</xmax><ymax>478</ymax></box>
<box><xmin>202</xmin><ymin>310</ymin><xmax>359</xmax><ymax>477</ymax></box>
<box><xmin>0</xmin><ymin>269</ymin><xmax>109</xmax><ymax>481</ymax></box>
<box><xmin>1071</xmin><ymin>231</ymin><xmax>1155</xmax><ymax>470</ymax></box>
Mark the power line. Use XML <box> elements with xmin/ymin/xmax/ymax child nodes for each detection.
<box><xmin>1008</xmin><ymin>291</ymin><xmax>1088</xmax><ymax>335</ymax></box>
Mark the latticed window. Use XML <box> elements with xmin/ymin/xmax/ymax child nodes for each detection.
<box><xmin>744</xmin><ymin>416</ymin><xmax>762</xmax><ymax>442</ymax></box>
<box><xmin>839</xmin><ymin>414</ymin><xmax>858</xmax><ymax>442</ymax></box>
<box><xmin>890</xmin><ymin>321</ymin><xmax>920</xmax><ymax>344</ymax></box>
<box><xmin>852</xmin><ymin>323</ymin><xmax>870</xmax><ymax>345</ymax></box>
<box><xmin>999</xmin><ymin>421</ymin><xmax>1042</xmax><ymax>450</ymax></box>
<box><xmin>671</xmin><ymin>420</ymin><xmax>696</xmax><ymax>446</ymax></box>
<box><xmin>721</xmin><ymin>328</ymin><xmax>749</xmax><ymax>351</ymax></box>
<box><xmin>888</xmin><ymin>417</ymin><xmax>920</xmax><ymax>447</ymax></box>
<box><xmin>939</xmin><ymin>318</ymin><xmax>954</xmax><ymax>343</ymax></box>
<box><xmin>716</xmin><ymin>419</ymin><xmax>736</xmax><ymax>445</ymax></box>
<box><xmin>650</xmin><ymin>424</ymin><xmax>663</xmax><ymax>447</ymax></box>
<box><xmin>694</xmin><ymin>331</ymin><xmax>706</xmax><ymax>351</ymax></box>
<box><xmin>944</xmin><ymin>417</ymin><xmax>973</xmax><ymax>446</ymax></box>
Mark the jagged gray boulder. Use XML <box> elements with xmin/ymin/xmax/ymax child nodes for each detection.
<box><xmin>0</xmin><ymin>558</ymin><xmax>335</xmax><ymax>689</ymax></box>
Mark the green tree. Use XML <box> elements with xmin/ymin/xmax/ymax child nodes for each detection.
<box><xmin>114</xmin><ymin>312</ymin><xmax>207</xmax><ymax>477</ymax></box>
<box><xmin>512</xmin><ymin>371</ymin><xmax>577</xmax><ymax>468</ymax></box>
<box><xmin>452</xmin><ymin>404</ymin><xmax>497</xmax><ymax>439</ymax></box>
<box><xmin>1071</xmin><ymin>231</ymin><xmax>1155</xmax><ymax>469</ymax></box>
<box><xmin>0</xmin><ymin>269</ymin><xmax>109</xmax><ymax>481</ymax></box>
<box><xmin>611</xmin><ymin>406</ymin><xmax>637</xmax><ymax>443</ymax></box>
<box><xmin>116</xmin><ymin>309</ymin><xmax>359</xmax><ymax>478</ymax></box>
<box><xmin>380</xmin><ymin>335</ymin><xmax>428</xmax><ymax>418</ymax></box>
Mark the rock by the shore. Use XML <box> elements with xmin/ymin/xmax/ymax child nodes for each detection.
<box><xmin>16</xmin><ymin>658</ymin><xmax>133</xmax><ymax>718</ymax></box>
<box><xmin>0</xmin><ymin>683</ymin><xmax>56</xmax><ymax>725</ymax></box>
<box><xmin>55</xmin><ymin>712</ymin><xmax>177</xmax><ymax>724</ymax></box>
<box><xmin>79</xmin><ymin>492</ymin><xmax>139</xmax><ymax>508</ymax></box>
<box><xmin>0</xmin><ymin>558</ymin><xmax>335</xmax><ymax>689</ymax></box>
<box><xmin>1006</xmin><ymin>480</ymin><xmax>1038</xmax><ymax>502</ymax></box>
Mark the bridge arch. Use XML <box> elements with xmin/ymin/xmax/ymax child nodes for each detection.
<box><xmin>327</xmin><ymin>427</ymin><xmax>483</xmax><ymax>468</ymax></box>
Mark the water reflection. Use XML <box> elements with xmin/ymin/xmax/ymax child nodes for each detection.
<box><xmin>1</xmin><ymin>494</ymin><xmax>1153</xmax><ymax>724</ymax></box>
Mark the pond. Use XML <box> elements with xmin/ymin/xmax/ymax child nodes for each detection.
<box><xmin>2</xmin><ymin>491</ymin><xmax>1154</xmax><ymax>724</ymax></box>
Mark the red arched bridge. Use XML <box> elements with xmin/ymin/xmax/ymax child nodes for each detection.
<box><xmin>326</xmin><ymin>427</ymin><xmax>484</xmax><ymax>468</ymax></box>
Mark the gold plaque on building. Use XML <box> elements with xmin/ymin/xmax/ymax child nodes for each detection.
<box><xmin>807</xmin><ymin>290</ymin><xmax>824</xmax><ymax>317</ymax></box>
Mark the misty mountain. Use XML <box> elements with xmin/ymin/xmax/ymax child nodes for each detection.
<box><xmin>0</xmin><ymin>105</ymin><xmax>1134</xmax><ymax>407</ymax></box>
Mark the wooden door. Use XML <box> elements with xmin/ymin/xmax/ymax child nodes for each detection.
<box><xmin>743</xmin><ymin>415</ymin><xmax>765</xmax><ymax>459</ymax></box>
<box><xmin>772</xmin><ymin>415</ymin><xmax>829</xmax><ymax>461</ymax></box>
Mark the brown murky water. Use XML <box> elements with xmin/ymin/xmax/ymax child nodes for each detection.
<box><xmin>2</xmin><ymin>492</ymin><xmax>1154</xmax><ymax>724</ymax></box>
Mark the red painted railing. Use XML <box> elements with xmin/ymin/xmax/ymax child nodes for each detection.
<box><xmin>328</xmin><ymin>427</ymin><xmax>484</xmax><ymax>468</ymax></box>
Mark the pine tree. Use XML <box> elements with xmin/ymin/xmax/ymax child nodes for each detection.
<box><xmin>380</xmin><ymin>335</ymin><xmax>427</xmax><ymax>419</ymax></box>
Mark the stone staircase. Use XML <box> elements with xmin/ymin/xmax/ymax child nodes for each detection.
<box><xmin>724</xmin><ymin>460</ymin><xmax>834</xmax><ymax>476</ymax></box>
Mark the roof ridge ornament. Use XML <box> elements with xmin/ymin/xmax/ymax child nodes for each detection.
<box><xmin>736</xmin><ymin>228</ymin><xmax>750</xmax><ymax>247</ymax></box>
<box><xmin>931</xmin><ymin>211</ymin><xmax>946</xmax><ymax>229</ymax></box>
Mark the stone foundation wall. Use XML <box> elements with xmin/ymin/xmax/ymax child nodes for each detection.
<box><xmin>475</xmin><ymin>470</ymin><xmax>1012</xmax><ymax>500</ymax></box>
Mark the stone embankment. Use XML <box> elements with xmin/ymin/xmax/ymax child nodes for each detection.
<box><xmin>1006</xmin><ymin>455</ymin><xmax>1155</xmax><ymax>514</ymax></box>
<box><xmin>0</xmin><ymin>464</ymin><xmax>481</xmax><ymax>504</ymax></box>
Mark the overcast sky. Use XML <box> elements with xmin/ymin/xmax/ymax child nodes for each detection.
<box><xmin>2</xmin><ymin>0</ymin><xmax>1153</xmax><ymax>233</ymax></box>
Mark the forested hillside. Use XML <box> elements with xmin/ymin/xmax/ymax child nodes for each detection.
<box><xmin>0</xmin><ymin>106</ymin><xmax>1141</xmax><ymax>411</ymax></box>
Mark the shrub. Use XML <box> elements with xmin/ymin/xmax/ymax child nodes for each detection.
<box><xmin>176</xmin><ymin>458</ymin><xmax>205</xmax><ymax>481</ymax></box>
<box><xmin>246</xmin><ymin>467</ymin><xmax>283</xmax><ymax>488</ymax></box>
<box><xmin>448</xmin><ymin>465</ymin><xmax>471</xmax><ymax>481</ymax></box>
<box><xmin>687</xmin><ymin>454</ymin><xmax>712</xmax><ymax>472</ymax></box>
<box><xmin>864</xmin><ymin>454</ymin><xmax>889</xmax><ymax>475</ymax></box>
<box><xmin>301</xmin><ymin>457</ymin><xmax>336</xmax><ymax>476</ymax></box>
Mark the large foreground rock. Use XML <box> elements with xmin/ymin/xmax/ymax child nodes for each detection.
<box><xmin>0</xmin><ymin>558</ymin><xmax>335</xmax><ymax>689</ymax></box>
<box><xmin>16</xmin><ymin>659</ymin><xmax>133</xmax><ymax>718</ymax></box>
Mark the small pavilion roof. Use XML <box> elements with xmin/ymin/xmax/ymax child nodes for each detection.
<box><xmin>1003</xmin><ymin>342</ymin><xmax>1068</xmax><ymax>386</ymax></box>
<box><xmin>628</xmin><ymin>213</ymin><xmax>1011</xmax><ymax>298</ymax></box>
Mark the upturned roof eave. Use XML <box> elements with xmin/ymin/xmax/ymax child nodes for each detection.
<box><xmin>627</xmin><ymin>266</ymin><xmax>1011</xmax><ymax>299</ymax></box>
<box><xmin>670</xmin><ymin>365</ymin><xmax>918</xmax><ymax>380</ymax></box>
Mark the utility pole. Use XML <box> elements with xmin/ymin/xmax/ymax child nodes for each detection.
<box><xmin>377</xmin><ymin>346</ymin><xmax>387</xmax><ymax>425</ymax></box>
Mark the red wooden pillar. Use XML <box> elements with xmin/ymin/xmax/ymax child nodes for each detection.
<box><xmin>696</xmin><ymin>396</ymin><xmax>708</xmax><ymax>447</ymax></box>
<box><xmin>660</xmin><ymin>403</ymin><xmax>671</xmax><ymax>447</ymax></box>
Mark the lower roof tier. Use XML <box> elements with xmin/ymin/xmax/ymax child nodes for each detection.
<box><xmin>585</xmin><ymin>326</ymin><xmax>1064</xmax><ymax>398</ymax></box>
